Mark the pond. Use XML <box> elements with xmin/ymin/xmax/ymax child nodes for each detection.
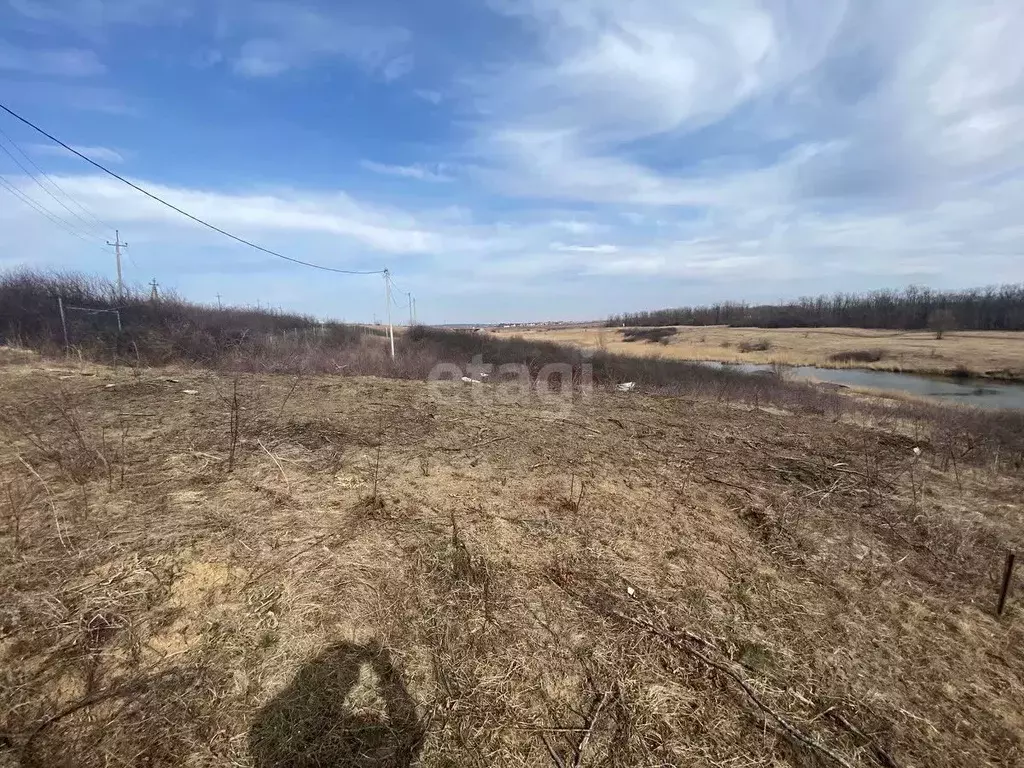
<box><xmin>695</xmin><ymin>361</ymin><xmax>1024</xmax><ymax>410</ymax></box>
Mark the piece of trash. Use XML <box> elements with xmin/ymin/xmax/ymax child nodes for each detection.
<box><xmin>616</xmin><ymin>382</ymin><xmax>636</xmax><ymax>392</ymax></box>
<box><xmin>913</xmin><ymin>446</ymin><xmax>921</xmax><ymax>456</ymax></box>
<box><xmin>626</xmin><ymin>586</ymin><xmax>636</xmax><ymax>597</ymax></box>
<box><xmin>479</xmin><ymin>372</ymin><xmax>490</xmax><ymax>379</ymax></box>
<box><xmin>163</xmin><ymin>377</ymin><xmax>180</xmax><ymax>383</ymax></box>
<box><xmin>461</xmin><ymin>376</ymin><xmax>482</xmax><ymax>385</ymax></box>
<box><xmin>182</xmin><ymin>389</ymin><xmax>199</xmax><ymax>395</ymax></box>
<box><xmin>104</xmin><ymin>384</ymin><xmax>117</xmax><ymax>389</ymax></box>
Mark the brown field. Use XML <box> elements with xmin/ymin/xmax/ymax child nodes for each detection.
<box><xmin>1</xmin><ymin>356</ymin><xmax>1023</xmax><ymax>767</ymax></box>
<box><xmin>491</xmin><ymin>325</ymin><xmax>1024</xmax><ymax>380</ymax></box>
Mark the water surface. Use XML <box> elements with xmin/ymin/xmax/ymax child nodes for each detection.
<box><xmin>695</xmin><ymin>361</ymin><xmax>1024</xmax><ymax>410</ymax></box>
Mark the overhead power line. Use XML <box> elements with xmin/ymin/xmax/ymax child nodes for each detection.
<box><xmin>0</xmin><ymin>124</ymin><xmax>112</xmax><ymax>237</ymax></box>
<box><xmin>0</xmin><ymin>138</ymin><xmax>111</xmax><ymax>245</ymax></box>
<box><xmin>0</xmin><ymin>101</ymin><xmax>386</xmax><ymax>276</ymax></box>
<box><xmin>0</xmin><ymin>172</ymin><xmax>107</xmax><ymax>249</ymax></box>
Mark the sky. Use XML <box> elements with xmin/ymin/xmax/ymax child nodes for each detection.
<box><xmin>0</xmin><ymin>0</ymin><xmax>1023</xmax><ymax>324</ymax></box>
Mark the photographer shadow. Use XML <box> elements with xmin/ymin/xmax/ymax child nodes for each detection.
<box><xmin>249</xmin><ymin>641</ymin><xmax>425</xmax><ymax>768</ymax></box>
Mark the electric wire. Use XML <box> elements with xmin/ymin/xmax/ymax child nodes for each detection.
<box><xmin>0</xmin><ymin>136</ymin><xmax>108</xmax><ymax>242</ymax></box>
<box><xmin>0</xmin><ymin>172</ymin><xmax>107</xmax><ymax>250</ymax></box>
<box><xmin>0</xmin><ymin>124</ymin><xmax>113</xmax><ymax>236</ymax></box>
<box><xmin>0</xmin><ymin>102</ymin><xmax>386</xmax><ymax>276</ymax></box>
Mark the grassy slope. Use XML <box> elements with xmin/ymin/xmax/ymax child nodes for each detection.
<box><xmin>494</xmin><ymin>325</ymin><xmax>1024</xmax><ymax>380</ymax></box>
<box><xmin>1</xmin><ymin>358</ymin><xmax>1022</xmax><ymax>767</ymax></box>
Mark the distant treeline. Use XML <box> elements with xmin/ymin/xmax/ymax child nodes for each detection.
<box><xmin>607</xmin><ymin>285</ymin><xmax>1024</xmax><ymax>331</ymax></box>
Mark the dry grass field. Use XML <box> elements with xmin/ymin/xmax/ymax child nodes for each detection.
<box><xmin>1</xmin><ymin>355</ymin><xmax>1023</xmax><ymax>767</ymax></box>
<box><xmin>492</xmin><ymin>325</ymin><xmax>1024</xmax><ymax>380</ymax></box>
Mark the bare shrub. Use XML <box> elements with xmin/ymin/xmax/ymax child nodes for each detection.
<box><xmin>929</xmin><ymin>308</ymin><xmax>956</xmax><ymax>340</ymax></box>
<box><xmin>619</xmin><ymin>327</ymin><xmax>678</xmax><ymax>344</ymax></box>
<box><xmin>738</xmin><ymin>339</ymin><xmax>771</xmax><ymax>353</ymax></box>
<box><xmin>947</xmin><ymin>364</ymin><xmax>973</xmax><ymax>379</ymax></box>
<box><xmin>829</xmin><ymin>349</ymin><xmax>885</xmax><ymax>363</ymax></box>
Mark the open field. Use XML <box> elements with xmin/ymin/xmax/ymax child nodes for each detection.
<box><xmin>1</xmin><ymin>355</ymin><xmax>1023</xmax><ymax>767</ymax></box>
<box><xmin>491</xmin><ymin>325</ymin><xmax>1024</xmax><ymax>380</ymax></box>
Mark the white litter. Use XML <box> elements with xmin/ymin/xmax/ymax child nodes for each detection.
<box><xmin>461</xmin><ymin>376</ymin><xmax>482</xmax><ymax>385</ymax></box>
<box><xmin>182</xmin><ymin>389</ymin><xmax>199</xmax><ymax>395</ymax></box>
<box><xmin>627</xmin><ymin>586</ymin><xmax>636</xmax><ymax>597</ymax></box>
<box><xmin>616</xmin><ymin>382</ymin><xmax>637</xmax><ymax>392</ymax></box>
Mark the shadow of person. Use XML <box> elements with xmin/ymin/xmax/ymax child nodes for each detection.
<box><xmin>249</xmin><ymin>641</ymin><xmax>425</xmax><ymax>768</ymax></box>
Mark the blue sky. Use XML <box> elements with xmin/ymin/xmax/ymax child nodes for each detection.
<box><xmin>0</xmin><ymin>0</ymin><xmax>1022</xmax><ymax>323</ymax></box>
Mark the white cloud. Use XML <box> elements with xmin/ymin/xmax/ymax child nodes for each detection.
<box><xmin>59</xmin><ymin>175</ymin><xmax>439</xmax><ymax>253</ymax></box>
<box><xmin>551</xmin><ymin>242</ymin><xmax>618</xmax><ymax>254</ymax></box>
<box><xmin>550</xmin><ymin>220</ymin><xmax>596</xmax><ymax>235</ymax></box>
<box><xmin>381</xmin><ymin>54</ymin><xmax>414</xmax><ymax>82</ymax></box>
<box><xmin>0</xmin><ymin>42</ymin><xmax>105</xmax><ymax>76</ymax></box>
<box><xmin>228</xmin><ymin>2</ymin><xmax>413</xmax><ymax>80</ymax></box>
<box><xmin>361</xmin><ymin>160</ymin><xmax>453</xmax><ymax>182</ymax></box>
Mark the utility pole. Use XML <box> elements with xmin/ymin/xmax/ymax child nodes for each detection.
<box><xmin>407</xmin><ymin>292</ymin><xmax>413</xmax><ymax>327</ymax></box>
<box><xmin>384</xmin><ymin>269</ymin><xmax>395</xmax><ymax>359</ymax></box>
<box><xmin>412</xmin><ymin>297</ymin><xmax>417</xmax><ymax>325</ymax></box>
<box><xmin>150</xmin><ymin>279</ymin><xmax>159</xmax><ymax>302</ymax></box>
<box><xmin>106</xmin><ymin>230</ymin><xmax>127</xmax><ymax>297</ymax></box>
<box><xmin>216</xmin><ymin>293</ymin><xmax>222</xmax><ymax>310</ymax></box>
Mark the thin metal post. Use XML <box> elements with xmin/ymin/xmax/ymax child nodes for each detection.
<box><xmin>384</xmin><ymin>270</ymin><xmax>395</xmax><ymax>359</ymax></box>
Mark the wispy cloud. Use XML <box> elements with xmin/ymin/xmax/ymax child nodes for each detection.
<box><xmin>361</xmin><ymin>160</ymin><xmax>453</xmax><ymax>182</ymax></box>
<box><xmin>551</xmin><ymin>242</ymin><xmax>618</xmax><ymax>254</ymax></box>
<box><xmin>228</xmin><ymin>2</ymin><xmax>413</xmax><ymax>80</ymax></box>
<box><xmin>0</xmin><ymin>42</ymin><xmax>105</xmax><ymax>76</ymax></box>
<box><xmin>414</xmin><ymin>89</ymin><xmax>443</xmax><ymax>104</ymax></box>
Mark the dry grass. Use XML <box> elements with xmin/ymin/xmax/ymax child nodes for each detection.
<box><xmin>1</xmin><ymin>359</ymin><xmax>1023</xmax><ymax>767</ymax></box>
<box><xmin>493</xmin><ymin>325</ymin><xmax>1024</xmax><ymax>380</ymax></box>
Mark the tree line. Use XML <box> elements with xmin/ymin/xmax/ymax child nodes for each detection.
<box><xmin>607</xmin><ymin>285</ymin><xmax>1024</xmax><ymax>331</ymax></box>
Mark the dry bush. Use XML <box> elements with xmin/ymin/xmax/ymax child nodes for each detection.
<box><xmin>738</xmin><ymin>338</ymin><xmax>772</xmax><ymax>353</ymax></box>
<box><xmin>619</xmin><ymin>327</ymin><xmax>678</xmax><ymax>344</ymax></box>
<box><xmin>829</xmin><ymin>349</ymin><xmax>886</xmax><ymax>363</ymax></box>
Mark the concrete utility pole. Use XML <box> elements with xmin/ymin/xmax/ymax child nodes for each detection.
<box><xmin>150</xmin><ymin>279</ymin><xmax>159</xmax><ymax>302</ymax></box>
<box><xmin>384</xmin><ymin>269</ymin><xmax>396</xmax><ymax>359</ymax></box>
<box><xmin>412</xmin><ymin>297</ymin><xmax>417</xmax><ymax>325</ymax></box>
<box><xmin>216</xmin><ymin>293</ymin><xmax>222</xmax><ymax>310</ymax></box>
<box><xmin>106</xmin><ymin>230</ymin><xmax>127</xmax><ymax>297</ymax></box>
<box><xmin>407</xmin><ymin>292</ymin><xmax>414</xmax><ymax>327</ymax></box>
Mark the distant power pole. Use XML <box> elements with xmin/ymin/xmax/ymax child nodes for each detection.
<box><xmin>384</xmin><ymin>269</ymin><xmax>396</xmax><ymax>359</ymax></box>
<box><xmin>407</xmin><ymin>292</ymin><xmax>413</xmax><ymax>326</ymax></box>
<box><xmin>216</xmin><ymin>293</ymin><xmax>222</xmax><ymax>310</ymax></box>
<box><xmin>412</xmin><ymin>297</ymin><xmax>417</xmax><ymax>325</ymax></box>
<box><xmin>106</xmin><ymin>230</ymin><xmax>128</xmax><ymax>297</ymax></box>
<box><xmin>150</xmin><ymin>278</ymin><xmax>159</xmax><ymax>302</ymax></box>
